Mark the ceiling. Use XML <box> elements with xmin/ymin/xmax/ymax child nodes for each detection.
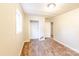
<box><xmin>21</xmin><ymin>3</ymin><xmax>79</xmax><ymax>18</ymax></box>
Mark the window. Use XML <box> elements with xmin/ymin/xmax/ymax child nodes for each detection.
<box><xmin>16</xmin><ymin>9</ymin><xmax>22</xmax><ymax>33</ymax></box>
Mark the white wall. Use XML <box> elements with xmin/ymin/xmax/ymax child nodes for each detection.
<box><xmin>15</xmin><ymin>4</ymin><xmax>25</xmax><ymax>55</ymax></box>
<box><xmin>52</xmin><ymin>8</ymin><xmax>79</xmax><ymax>51</ymax></box>
<box><xmin>23</xmin><ymin>14</ymin><xmax>30</xmax><ymax>42</ymax></box>
<box><xmin>0</xmin><ymin>4</ymin><xmax>26</xmax><ymax>56</ymax></box>
<box><xmin>39</xmin><ymin>17</ymin><xmax>45</xmax><ymax>40</ymax></box>
<box><xmin>45</xmin><ymin>21</ymin><xmax>51</xmax><ymax>37</ymax></box>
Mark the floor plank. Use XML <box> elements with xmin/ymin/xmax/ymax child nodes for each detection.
<box><xmin>21</xmin><ymin>38</ymin><xmax>79</xmax><ymax>56</ymax></box>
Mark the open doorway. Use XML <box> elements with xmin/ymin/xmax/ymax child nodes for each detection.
<box><xmin>51</xmin><ymin>22</ymin><xmax>53</xmax><ymax>38</ymax></box>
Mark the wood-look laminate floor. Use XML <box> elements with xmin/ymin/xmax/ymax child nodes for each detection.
<box><xmin>21</xmin><ymin>38</ymin><xmax>79</xmax><ymax>56</ymax></box>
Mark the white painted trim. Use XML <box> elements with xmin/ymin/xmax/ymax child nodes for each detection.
<box><xmin>53</xmin><ymin>38</ymin><xmax>79</xmax><ymax>54</ymax></box>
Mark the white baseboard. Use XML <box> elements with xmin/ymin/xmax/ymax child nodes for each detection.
<box><xmin>53</xmin><ymin>38</ymin><xmax>79</xmax><ymax>54</ymax></box>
